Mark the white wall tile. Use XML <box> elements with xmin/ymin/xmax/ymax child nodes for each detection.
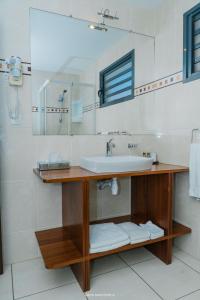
<box><xmin>1</xmin><ymin>180</ymin><xmax>36</xmax><ymax>233</ymax></box>
<box><xmin>3</xmin><ymin>230</ymin><xmax>39</xmax><ymax>264</ymax></box>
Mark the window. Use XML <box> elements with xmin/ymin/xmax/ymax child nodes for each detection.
<box><xmin>183</xmin><ymin>3</ymin><xmax>200</xmax><ymax>82</ymax></box>
<box><xmin>99</xmin><ymin>50</ymin><xmax>135</xmax><ymax>107</ymax></box>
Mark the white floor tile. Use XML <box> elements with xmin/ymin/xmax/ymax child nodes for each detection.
<box><xmin>132</xmin><ymin>257</ymin><xmax>200</xmax><ymax>300</ymax></box>
<box><xmin>0</xmin><ymin>265</ymin><xmax>13</xmax><ymax>300</ymax></box>
<box><xmin>17</xmin><ymin>283</ymin><xmax>86</xmax><ymax>300</ymax></box>
<box><xmin>174</xmin><ymin>248</ymin><xmax>200</xmax><ymax>273</ymax></box>
<box><xmin>86</xmin><ymin>267</ymin><xmax>161</xmax><ymax>300</ymax></box>
<box><xmin>119</xmin><ymin>247</ymin><xmax>154</xmax><ymax>266</ymax></box>
<box><xmin>12</xmin><ymin>258</ymin><xmax>76</xmax><ymax>299</ymax></box>
<box><xmin>91</xmin><ymin>254</ymin><xmax>127</xmax><ymax>277</ymax></box>
<box><xmin>180</xmin><ymin>290</ymin><xmax>200</xmax><ymax>299</ymax></box>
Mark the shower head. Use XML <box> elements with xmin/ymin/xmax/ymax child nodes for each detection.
<box><xmin>88</xmin><ymin>23</ymin><xmax>108</xmax><ymax>32</ymax></box>
<box><xmin>58</xmin><ymin>89</ymin><xmax>67</xmax><ymax>102</ymax></box>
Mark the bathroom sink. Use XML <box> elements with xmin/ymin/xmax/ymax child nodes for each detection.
<box><xmin>80</xmin><ymin>156</ymin><xmax>153</xmax><ymax>173</ymax></box>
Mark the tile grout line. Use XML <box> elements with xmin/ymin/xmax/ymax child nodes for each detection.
<box><xmin>172</xmin><ymin>254</ymin><xmax>200</xmax><ymax>299</ymax></box>
<box><xmin>11</xmin><ymin>251</ymin><xmax>200</xmax><ymax>300</ymax></box>
<box><xmin>11</xmin><ymin>264</ymin><xmax>15</xmax><ymax>300</ymax></box>
<box><xmin>119</xmin><ymin>255</ymin><xmax>164</xmax><ymax>300</ymax></box>
<box><xmin>14</xmin><ymin>281</ymin><xmax>77</xmax><ymax>300</ymax></box>
<box><xmin>176</xmin><ymin>288</ymin><xmax>200</xmax><ymax>300</ymax></box>
<box><xmin>91</xmin><ymin>265</ymin><xmax>128</xmax><ymax>279</ymax></box>
<box><xmin>174</xmin><ymin>254</ymin><xmax>200</xmax><ymax>275</ymax></box>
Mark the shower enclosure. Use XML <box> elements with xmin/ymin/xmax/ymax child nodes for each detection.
<box><xmin>37</xmin><ymin>80</ymin><xmax>96</xmax><ymax>135</ymax></box>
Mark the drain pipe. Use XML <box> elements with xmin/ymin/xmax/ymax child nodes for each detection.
<box><xmin>97</xmin><ymin>178</ymin><xmax>119</xmax><ymax>196</ymax></box>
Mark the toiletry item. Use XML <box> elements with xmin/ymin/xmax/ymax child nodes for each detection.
<box><xmin>150</xmin><ymin>152</ymin><xmax>159</xmax><ymax>165</ymax></box>
<box><xmin>37</xmin><ymin>160</ymin><xmax>70</xmax><ymax>171</ymax></box>
<box><xmin>143</xmin><ymin>152</ymin><xmax>159</xmax><ymax>164</ymax></box>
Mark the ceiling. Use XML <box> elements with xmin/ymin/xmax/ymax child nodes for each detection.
<box><xmin>126</xmin><ymin>0</ymin><xmax>163</xmax><ymax>9</ymax></box>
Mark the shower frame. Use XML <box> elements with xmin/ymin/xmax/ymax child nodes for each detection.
<box><xmin>39</xmin><ymin>79</ymin><xmax>96</xmax><ymax>135</ymax></box>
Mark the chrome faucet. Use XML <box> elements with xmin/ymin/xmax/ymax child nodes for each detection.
<box><xmin>106</xmin><ymin>139</ymin><xmax>115</xmax><ymax>156</ymax></box>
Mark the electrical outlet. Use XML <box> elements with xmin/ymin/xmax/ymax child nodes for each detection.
<box><xmin>128</xmin><ymin>143</ymin><xmax>138</xmax><ymax>149</ymax></box>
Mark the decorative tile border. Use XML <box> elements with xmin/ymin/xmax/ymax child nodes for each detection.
<box><xmin>32</xmin><ymin>106</ymin><xmax>69</xmax><ymax>113</ymax></box>
<box><xmin>135</xmin><ymin>71</ymin><xmax>183</xmax><ymax>97</ymax></box>
<box><xmin>46</xmin><ymin>107</ymin><xmax>68</xmax><ymax>113</ymax></box>
<box><xmin>32</xmin><ymin>103</ymin><xmax>98</xmax><ymax>114</ymax></box>
<box><xmin>0</xmin><ymin>58</ymin><xmax>31</xmax><ymax>76</ymax></box>
<box><xmin>83</xmin><ymin>103</ymin><xmax>98</xmax><ymax>113</ymax></box>
<box><xmin>0</xmin><ymin>57</ymin><xmax>183</xmax><ymax>92</ymax></box>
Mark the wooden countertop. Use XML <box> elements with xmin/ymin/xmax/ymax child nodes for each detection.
<box><xmin>33</xmin><ymin>163</ymin><xmax>189</xmax><ymax>183</ymax></box>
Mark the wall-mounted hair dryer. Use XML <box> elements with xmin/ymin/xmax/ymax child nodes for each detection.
<box><xmin>6</xmin><ymin>56</ymin><xmax>23</xmax><ymax>86</ymax></box>
<box><xmin>5</xmin><ymin>56</ymin><xmax>23</xmax><ymax>125</ymax></box>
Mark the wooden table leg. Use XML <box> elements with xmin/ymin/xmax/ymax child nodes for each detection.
<box><xmin>71</xmin><ymin>260</ymin><xmax>90</xmax><ymax>292</ymax></box>
<box><xmin>62</xmin><ymin>180</ymin><xmax>90</xmax><ymax>291</ymax></box>
<box><xmin>131</xmin><ymin>173</ymin><xmax>174</xmax><ymax>264</ymax></box>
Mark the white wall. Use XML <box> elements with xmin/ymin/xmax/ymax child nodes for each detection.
<box><xmin>0</xmin><ymin>0</ymin><xmax>156</xmax><ymax>264</ymax></box>
<box><xmin>145</xmin><ymin>0</ymin><xmax>200</xmax><ymax>260</ymax></box>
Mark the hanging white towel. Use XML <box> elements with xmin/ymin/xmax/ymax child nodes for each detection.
<box><xmin>117</xmin><ymin>222</ymin><xmax>150</xmax><ymax>244</ymax></box>
<box><xmin>90</xmin><ymin>223</ymin><xmax>129</xmax><ymax>253</ymax></box>
<box><xmin>139</xmin><ymin>221</ymin><xmax>164</xmax><ymax>239</ymax></box>
<box><xmin>189</xmin><ymin>143</ymin><xmax>200</xmax><ymax>199</ymax></box>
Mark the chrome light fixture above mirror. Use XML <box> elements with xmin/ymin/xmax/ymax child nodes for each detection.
<box><xmin>88</xmin><ymin>8</ymin><xmax>119</xmax><ymax>32</ymax></box>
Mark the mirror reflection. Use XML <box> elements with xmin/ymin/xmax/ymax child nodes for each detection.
<box><xmin>31</xmin><ymin>9</ymin><xmax>155</xmax><ymax>135</ymax></box>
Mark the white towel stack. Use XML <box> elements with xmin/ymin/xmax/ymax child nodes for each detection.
<box><xmin>90</xmin><ymin>223</ymin><xmax>130</xmax><ymax>254</ymax></box>
<box><xmin>117</xmin><ymin>222</ymin><xmax>150</xmax><ymax>244</ymax></box>
<box><xmin>139</xmin><ymin>221</ymin><xmax>164</xmax><ymax>239</ymax></box>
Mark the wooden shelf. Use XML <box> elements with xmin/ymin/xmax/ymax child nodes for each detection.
<box><xmin>171</xmin><ymin>221</ymin><xmax>191</xmax><ymax>238</ymax></box>
<box><xmin>36</xmin><ymin>221</ymin><xmax>191</xmax><ymax>268</ymax></box>
<box><xmin>89</xmin><ymin>235</ymin><xmax>168</xmax><ymax>260</ymax></box>
<box><xmin>35</xmin><ymin>227</ymin><xmax>83</xmax><ymax>269</ymax></box>
<box><xmin>89</xmin><ymin>220</ymin><xmax>191</xmax><ymax>260</ymax></box>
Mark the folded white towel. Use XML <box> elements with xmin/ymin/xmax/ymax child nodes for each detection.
<box><xmin>189</xmin><ymin>143</ymin><xmax>200</xmax><ymax>199</ymax></box>
<box><xmin>90</xmin><ymin>223</ymin><xmax>129</xmax><ymax>251</ymax></box>
<box><xmin>117</xmin><ymin>222</ymin><xmax>150</xmax><ymax>244</ymax></box>
<box><xmin>139</xmin><ymin>221</ymin><xmax>164</xmax><ymax>239</ymax></box>
<box><xmin>90</xmin><ymin>239</ymin><xmax>130</xmax><ymax>253</ymax></box>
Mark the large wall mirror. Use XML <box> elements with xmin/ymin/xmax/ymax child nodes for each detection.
<box><xmin>30</xmin><ymin>9</ymin><xmax>155</xmax><ymax>135</ymax></box>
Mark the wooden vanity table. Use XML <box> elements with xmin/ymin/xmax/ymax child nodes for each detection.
<box><xmin>34</xmin><ymin>164</ymin><xmax>191</xmax><ymax>292</ymax></box>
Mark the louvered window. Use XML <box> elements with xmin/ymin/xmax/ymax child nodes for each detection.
<box><xmin>99</xmin><ymin>50</ymin><xmax>134</xmax><ymax>107</ymax></box>
<box><xmin>184</xmin><ymin>3</ymin><xmax>200</xmax><ymax>82</ymax></box>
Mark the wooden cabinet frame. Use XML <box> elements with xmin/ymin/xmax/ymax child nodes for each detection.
<box><xmin>34</xmin><ymin>165</ymin><xmax>191</xmax><ymax>292</ymax></box>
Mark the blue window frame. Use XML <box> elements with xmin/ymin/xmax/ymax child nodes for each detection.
<box><xmin>183</xmin><ymin>3</ymin><xmax>200</xmax><ymax>82</ymax></box>
<box><xmin>99</xmin><ymin>50</ymin><xmax>135</xmax><ymax>107</ymax></box>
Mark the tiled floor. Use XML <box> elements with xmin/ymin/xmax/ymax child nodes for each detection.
<box><xmin>1</xmin><ymin>247</ymin><xmax>200</xmax><ymax>300</ymax></box>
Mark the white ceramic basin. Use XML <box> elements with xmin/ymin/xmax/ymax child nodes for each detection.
<box><xmin>80</xmin><ymin>155</ymin><xmax>153</xmax><ymax>173</ymax></box>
